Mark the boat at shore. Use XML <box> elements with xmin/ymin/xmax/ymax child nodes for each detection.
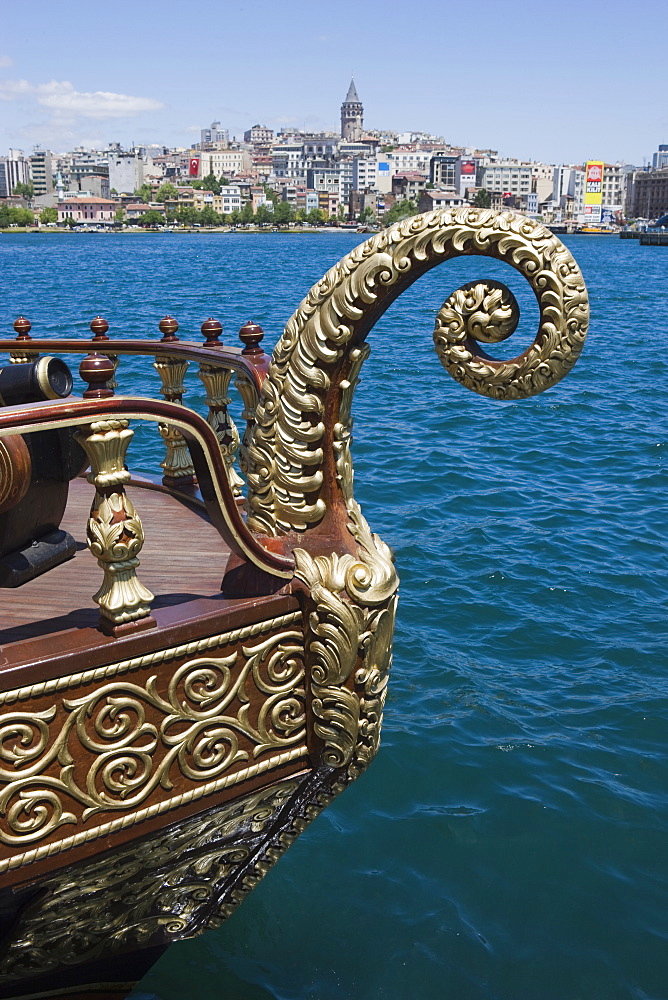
<box><xmin>0</xmin><ymin>209</ymin><xmax>588</xmax><ymax>1000</ymax></box>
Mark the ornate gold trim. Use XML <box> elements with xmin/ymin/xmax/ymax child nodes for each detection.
<box><xmin>0</xmin><ymin>777</ymin><xmax>304</xmax><ymax>981</ymax></box>
<box><xmin>154</xmin><ymin>355</ymin><xmax>195</xmax><ymax>480</ymax></box>
<box><xmin>246</xmin><ymin>208</ymin><xmax>589</xmax><ymax>536</ymax></box>
<box><xmin>294</xmin><ymin>499</ymin><xmax>398</xmax><ymax>772</ymax></box>
<box><xmin>0</xmin><ymin>611</ymin><xmax>301</xmax><ymax>706</ymax></box>
<box><xmin>74</xmin><ymin>419</ymin><xmax>154</xmax><ymax>625</ymax></box>
<box><xmin>0</xmin><ymin>747</ymin><xmax>307</xmax><ymax>875</ymax></box>
<box><xmin>198</xmin><ymin>363</ymin><xmax>244</xmax><ymax>496</ymax></box>
<box><xmin>0</xmin><ymin>611</ymin><xmax>306</xmax><ymax>873</ymax></box>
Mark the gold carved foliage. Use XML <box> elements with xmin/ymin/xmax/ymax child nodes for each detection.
<box><xmin>246</xmin><ymin>208</ymin><xmax>589</xmax><ymax>537</ymax></box>
<box><xmin>0</xmin><ymin>778</ymin><xmax>304</xmax><ymax>981</ymax></box>
<box><xmin>0</xmin><ymin>628</ymin><xmax>306</xmax><ymax>854</ymax></box>
<box><xmin>294</xmin><ymin>500</ymin><xmax>398</xmax><ymax>774</ymax></box>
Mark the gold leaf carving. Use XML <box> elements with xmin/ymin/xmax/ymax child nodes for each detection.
<box><xmin>0</xmin><ymin>779</ymin><xmax>303</xmax><ymax>981</ymax></box>
<box><xmin>0</xmin><ymin>630</ymin><xmax>306</xmax><ymax>850</ymax></box>
<box><xmin>246</xmin><ymin>208</ymin><xmax>589</xmax><ymax>537</ymax></box>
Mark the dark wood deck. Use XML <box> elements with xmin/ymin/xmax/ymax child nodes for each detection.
<box><xmin>0</xmin><ymin>479</ymin><xmax>231</xmax><ymax>646</ymax></box>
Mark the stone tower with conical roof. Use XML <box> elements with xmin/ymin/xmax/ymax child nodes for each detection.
<box><xmin>341</xmin><ymin>79</ymin><xmax>363</xmax><ymax>141</ymax></box>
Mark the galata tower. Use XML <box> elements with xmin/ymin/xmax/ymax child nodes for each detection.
<box><xmin>341</xmin><ymin>80</ymin><xmax>363</xmax><ymax>141</ymax></box>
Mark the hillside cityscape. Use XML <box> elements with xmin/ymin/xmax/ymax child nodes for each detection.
<box><xmin>0</xmin><ymin>80</ymin><xmax>666</xmax><ymax>229</ymax></box>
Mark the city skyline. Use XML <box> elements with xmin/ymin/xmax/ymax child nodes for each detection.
<box><xmin>1</xmin><ymin>0</ymin><xmax>666</xmax><ymax>165</ymax></box>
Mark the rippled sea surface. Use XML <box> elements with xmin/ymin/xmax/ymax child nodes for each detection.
<box><xmin>2</xmin><ymin>231</ymin><xmax>666</xmax><ymax>1000</ymax></box>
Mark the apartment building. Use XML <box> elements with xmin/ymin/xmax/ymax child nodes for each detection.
<box><xmin>479</xmin><ymin>161</ymin><xmax>532</xmax><ymax>198</ymax></box>
<box><xmin>197</xmin><ymin>149</ymin><xmax>251</xmax><ymax>179</ymax></box>
<box><xmin>29</xmin><ymin>149</ymin><xmax>53</xmax><ymax>197</ymax></box>
<box><xmin>0</xmin><ymin>150</ymin><xmax>31</xmax><ymax>198</ymax></box>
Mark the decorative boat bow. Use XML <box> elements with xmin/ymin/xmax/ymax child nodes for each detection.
<box><xmin>0</xmin><ymin>209</ymin><xmax>588</xmax><ymax>1000</ymax></box>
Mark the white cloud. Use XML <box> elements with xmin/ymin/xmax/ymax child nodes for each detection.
<box><xmin>0</xmin><ymin>79</ymin><xmax>163</xmax><ymax>118</ymax></box>
<box><xmin>0</xmin><ymin>56</ymin><xmax>13</xmax><ymax>68</ymax></box>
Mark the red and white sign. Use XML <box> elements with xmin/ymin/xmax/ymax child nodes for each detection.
<box><xmin>189</xmin><ymin>157</ymin><xmax>200</xmax><ymax>177</ymax></box>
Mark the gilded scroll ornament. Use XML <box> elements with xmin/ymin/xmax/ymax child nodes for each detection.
<box><xmin>0</xmin><ymin>779</ymin><xmax>303</xmax><ymax>981</ymax></box>
<box><xmin>294</xmin><ymin>497</ymin><xmax>398</xmax><ymax>770</ymax></box>
<box><xmin>0</xmin><ymin>628</ymin><xmax>306</xmax><ymax>852</ymax></box>
<box><xmin>246</xmin><ymin>209</ymin><xmax>589</xmax><ymax>537</ymax></box>
<box><xmin>74</xmin><ymin>419</ymin><xmax>154</xmax><ymax>626</ymax></box>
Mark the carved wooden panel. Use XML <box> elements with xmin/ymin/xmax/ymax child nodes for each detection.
<box><xmin>0</xmin><ymin>611</ymin><xmax>307</xmax><ymax>878</ymax></box>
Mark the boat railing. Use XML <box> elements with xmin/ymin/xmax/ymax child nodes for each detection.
<box><xmin>0</xmin><ymin>315</ymin><xmax>270</xmax><ymax>501</ymax></box>
<box><xmin>0</xmin><ymin>378</ymin><xmax>293</xmax><ymax>637</ymax></box>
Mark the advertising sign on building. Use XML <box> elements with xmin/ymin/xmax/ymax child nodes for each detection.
<box><xmin>458</xmin><ymin>158</ymin><xmax>476</xmax><ymax>195</ymax></box>
<box><xmin>580</xmin><ymin>161</ymin><xmax>605</xmax><ymax>225</ymax></box>
<box><xmin>584</xmin><ymin>161</ymin><xmax>604</xmax><ymax>204</ymax></box>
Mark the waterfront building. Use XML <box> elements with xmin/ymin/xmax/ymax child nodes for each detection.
<box><xmin>244</xmin><ymin>124</ymin><xmax>274</xmax><ymax>145</ymax></box>
<box><xmin>531</xmin><ymin>162</ymin><xmax>555</xmax><ymax>204</ymax></box>
<box><xmin>56</xmin><ymin>196</ymin><xmax>116</xmax><ymax>224</ymax></box>
<box><xmin>341</xmin><ymin>80</ymin><xmax>364</xmax><ymax>141</ymax></box>
<box><xmin>0</xmin><ymin>149</ymin><xmax>31</xmax><ymax>198</ymax></box>
<box><xmin>108</xmin><ymin>153</ymin><xmax>144</xmax><ymax>195</ymax></box>
<box><xmin>430</xmin><ymin>153</ymin><xmax>458</xmax><ymax>189</ymax></box>
<box><xmin>29</xmin><ymin>148</ymin><xmax>53</xmax><ymax>197</ymax></box>
<box><xmin>628</xmin><ymin>168</ymin><xmax>668</xmax><ymax>219</ymax></box>
<box><xmin>271</xmin><ymin>143</ymin><xmax>305</xmax><ymax>180</ymax></box>
<box><xmin>573</xmin><ymin>162</ymin><xmax>627</xmax><ymax>222</ymax></box>
<box><xmin>123</xmin><ymin>202</ymin><xmax>166</xmax><ymax>220</ymax></box>
<box><xmin>352</xmin><ymin>156</ymin><xmax>378</xmax><ymax>191</ymax></box>
<box><xmin>306</xmin><ymin>166</ymin><xmax>340</xmax><ymax>196</ymax></box>
<box><xmin>392</xmin><ymin>172</ymin><xmax>429</xmax><ymax>202</ymax></box>
<box><xmin>318</xmin><ymin>190</ymin><xmax>339</xmax><ymax>217</ymax></box>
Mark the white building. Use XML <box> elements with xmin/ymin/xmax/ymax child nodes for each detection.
<box><xmin>479</xmin><ymin>161</ymin><xmax>533</xmax><ymax>198</ymax></box>
<box><xmin>198</xmin><ymin>149</ymin><xmax>251</xmax><ymax>179</ymax></box>
<box><xmin>0</xmin><ymin>149</ymin><xmax>31</xmax><ymax>198</ymax></box>
<box><xmin>353</xmin><ymin>156</ymin><xmax>378</xmax><ymax>191</ymax></box>
<box><xmin>108</xmin><ymin>153</ymin><xmax>144</xmax><ymax>195</ymax></box>
<box><xmin>218</xmin><ymin>185</ymin><xmax>243</xmax><ymax>215</ymax></box>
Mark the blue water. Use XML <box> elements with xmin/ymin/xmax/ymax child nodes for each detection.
<box><xmin>1</xmin><ymin>232</ymin><xmax>666</xmax><ymax>1000</ymax></box>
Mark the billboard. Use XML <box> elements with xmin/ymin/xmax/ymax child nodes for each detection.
<box><xmin>584</xmin><ymin>161</ymin><xmax>604</xmax><ymax>205</ymax></box>
<box><xmin>460</xmin><ymin>159</ymin><xmax>476</xmax><ymax>175</ymax></box>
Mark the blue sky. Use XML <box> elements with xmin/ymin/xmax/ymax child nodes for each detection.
<box><xmin>1</xmin><ymin>0</ymin><xmax>666</xmax><ymax>165</ymax></box>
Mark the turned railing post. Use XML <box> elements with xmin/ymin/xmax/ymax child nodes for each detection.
<box><xmin>153</xmin><ymin>316</ymin><xmax>195</xmax><ymax>488</ymax></box>
<box><xmin>74</xmin><ymin>353</ymin><xmax>155</xmax><ymax>635</ymax></box>
<box><xmin>197</xmin><ymin>318</ymin><xmax>243</xmax><ymax>498</ymax></box>
<box><xmin>235</xmin><ymin>322</ymin><xmax>266</xmax><ymax>478</ymax></box>
<box><xmin>10</xmin><ymin>317</ymin><xmax>39</xmax><ymax>364</ymax></box>
<box><xmin>90</xmin><ymin>315</ymin><xmax>119</xmax><ymax>390</ymax></box>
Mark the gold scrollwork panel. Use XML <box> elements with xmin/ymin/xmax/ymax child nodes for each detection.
<box><xmin>0</xmin><ymin>778</ymin><xmax>304</xmax><ymax>982</ymax></box>
<box><xmin>0</xmin><ymin>614</ymin><xmax>307</xmax><ymax>873</ymax></box>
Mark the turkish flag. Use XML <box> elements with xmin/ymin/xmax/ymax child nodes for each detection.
<box><xmin>189</xmin><ymin>158</ymin><xmax>200</xmax><ymax>177</ymax></box>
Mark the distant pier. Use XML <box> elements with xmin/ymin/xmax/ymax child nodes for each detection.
<box><xmin>620</xmin><ymin>230</ymin><xmax>668</xmax><ymax>245</ymax></box>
